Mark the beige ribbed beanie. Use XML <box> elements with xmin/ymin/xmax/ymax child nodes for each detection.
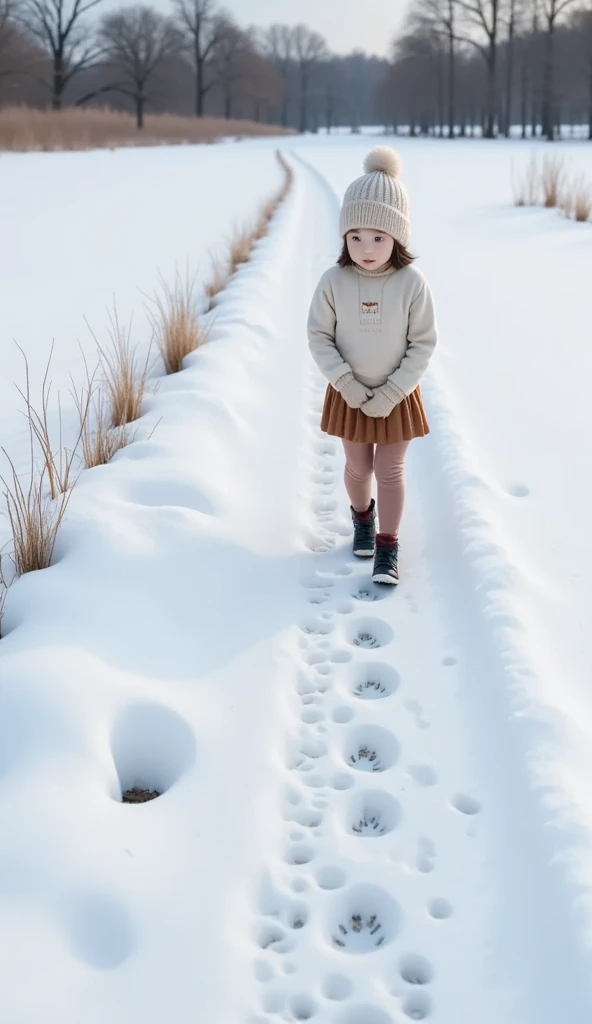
<box><xmin>339</xmin><ymin>146</ymin><xmax>410</xmax><ymax>247</ymax></box>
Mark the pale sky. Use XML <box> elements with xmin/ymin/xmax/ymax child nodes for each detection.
<box><xmin>226</xmin><ymin>0</ymin><xmax>408</xmax><ymax>57</ymax></box>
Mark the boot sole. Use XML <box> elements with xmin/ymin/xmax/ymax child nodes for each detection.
<box><xmin>354</xmin><ymin>548</ymin><xmax>375</xmax><ymax>558</ymax></box>
<box><xmin>372</xmin><ymin>572</ymin><xmax>399</xmax><ymax>585</ymax></box>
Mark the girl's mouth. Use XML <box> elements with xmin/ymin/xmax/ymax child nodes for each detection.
<box><xmin>363</xmin><ymin>259</ymin><xmax>375</xmax><ymax>264</ymax></box>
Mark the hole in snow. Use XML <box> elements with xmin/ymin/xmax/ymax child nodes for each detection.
<box><xmin>400</xmin><ymin>953</ymin><xmax>435</xmax><ymax>985</ymax></box>
<box><xmin>427</xmin><ymin>897</ymin><xmax>453</xmax><ymax>920</ymax></box>
<box><xmin>507</xmin><ymin>482</ymin><xmax>530</xmax><ymax>498</ymax></box>
<box><xmin>406</xmin><ymin>764</ymin><xmax>438</xmax><ymax>788</ymax></box>
<box><xmin>451</xmin><ymin>793</ymin><xmax>481</xmax><ymax>816</ymax></box>
<box><xmin>122</xmin><ymin>787</ymin><xmax>160</xmax><ymax>804</ymax></box>
<box><xmin>290</xmin><ymin>993</ymin><xmax>317</xmax><ymax>1019</ymax></box>
<box><xmin>348</xmin><ymin>617</ymin><xmax>394</xmax><ymax>649</ymax></box>
<box><xmin>344</xmin><ymin>725</ymin><xmax>400</xmax><ymax>773</ymax></box>
<box><xmin>286</xmin><ymin>844</ymin><xmax>315</xmax><ymax>866</ymax></box>
<box><xmin>111</xmin><ymin>702</ymin><xmax>196</xmax><ymax>800</ymax></box>
<box><xmin>403</xmin><ymin>990</ymin><xmax>432</xmax><ymax>1019</ymax></box>
<box><xmin>350</xmin><ymin>661</ymin><xmax>400</xmax><ymax>700</ymax></box>
<box><xmin>348</xmin><ymin>790</ymin><xmax>402</xmax><ymax>837</ymax></box>
<box><xmin>327</xmin><ymin>883</ymin><xmax>401</xmax><ymax>953</ymax></box>
<box><xmin>315</xmin><ymin>865</ymin><xmax>347</xmax><ymax>890</ymax></box>
<box><xmin>64</xmin><ymin>891</ymin><xmax>135</xmax><ymax>969</ymax></box>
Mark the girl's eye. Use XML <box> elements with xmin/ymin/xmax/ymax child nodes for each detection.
<box><xmin>375</xmin><ymin>236</ymin><xmax>384</xmax><ymax>242</ymax></box>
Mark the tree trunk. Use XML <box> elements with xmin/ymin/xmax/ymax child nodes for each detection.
<box><xmin>588</xmin><ymin>69</ymin><xmax>592</xmax><ymax>140</ymax></box>
<box><xmin>520</xmin><ymin>58</ymin><xmax>528</xmax><ymax>138</ymax></box>
<box><xmin>436</xmin><ymin>51</ymin><xmax>445</xmax><ymax>135</ymax></box>
<box><xmin>225</xmin><ymin>85</ymin><xmax>232</xmax><ymax>119</ymax></box>
<box><xmin>299</xmin><ymin>67</ymin><xmax>307</xmax><ymax>132</ymax></box>
<box><xmin>448</xmin><ymin>0</ymin><xmax>455</xmax><ymax>138</ymax></box>
<box><xmin>52</xmin><ymin>53</ymin><xmax>64</xmax><ymax>110</ymax></box>
<box><xmin>542</xmin><ymin>18</ymin><xmax>555</xmax><ymax>139</ymax></box>
<box><xmin>504</xmin><ymin>4</ymin><xmax>515</xmax><ymax>136</ymax></box>
<box><xmin>195</xmin><ymin>48</ymin><xmax>203</xmax><ymax>117</ymax></box>
<box><xmin>485</xmin><ymin>40</ymin><xmax>498</xmax><ymax>137</ymax></box>
<box><xmin>135</xmin><ymin>92</ymin><xmax>145</xmax><ymax>130</ymax></box>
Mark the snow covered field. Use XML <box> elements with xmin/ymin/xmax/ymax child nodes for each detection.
<box><xmin>1</xmin><ymin>134</ymin><xmax>592</xmax><ymax>1024</ymax></box>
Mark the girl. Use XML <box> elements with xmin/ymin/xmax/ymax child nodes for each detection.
<box><xmin>307</xmin><ymin>147</ymin><xmax>437</xmax><ymax>585</ymax></box>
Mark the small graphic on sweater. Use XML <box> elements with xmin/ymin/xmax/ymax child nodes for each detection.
<box><xmin>360</xmin><ymin>299</ymin><xmax>381</xmax><ymax>327</ymax></box>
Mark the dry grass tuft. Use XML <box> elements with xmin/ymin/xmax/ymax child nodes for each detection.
<box><xmin>512</xmin><ymin>153</ymin><xmax>540</xmax><ymax>207</ymax></box>
<box><xmin>558</xmin><ymin>187</ymin><xmax>574</xmax><ymax>219</ymax></box>
<box><xmin>573</xmin><ymin>175</ymin><xmax>592</xmax><ymax>222</ymax></box>
<box><xmin>70</xmin><ymin>354</ymin><xmax>133</xmax><ymax>467</ymax></box>
<box><xmin>229</xmin><ymin>222</ymin><xmax>256</xmax><ymax>274</ymax></box>
<box><xmin>0</xmin><ymin>106</ymin><xmax>295</xmax><ymax>153</ymax></box>
<box><xmin>0</xmin><ymin>450</ymin><xmax>72</xmax><ymax>578</ymax></box>
<box><xmin>0</xmin><ymin>345</ymin><xmax>89</xmax><ymax>586</ymax></box>
<box><xmin>541</xmin><ymin>154</ymin><xmax>566</xmax><ymax>208</ymax></box>
<box><xmin>13</xmin><ymin>341</ymin><xmax>88</xmax><ymax>500</ymax></box>
<box><xmin>205</xmin><ymin>253</ymin><xmax>231</xmax><ymax>309</ymax></box>
<box><xmin>89</xmin><ymin>308</ymin><xmax>151</xmax><ymax>427</ymax></box>
<box><xmin>147</xmin><ymin>270</ymin><xmax>208</xmax><ymax>375</ymax></box>
<box><xmin>205</xmin><ymin>149</ymin><xmax>294</xmax><ymax>310</ymax></box>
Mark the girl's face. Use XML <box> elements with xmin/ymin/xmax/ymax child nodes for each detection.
<box><xmin>346</xmin><ymin>228</ymin><xmax>395</xmax><ymax>271</ymax></box>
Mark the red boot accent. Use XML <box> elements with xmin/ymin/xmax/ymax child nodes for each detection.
<box><xmin>376</xmin><ymin>533</ymin><xmax>398</xmax><ymax>546</ymax></box>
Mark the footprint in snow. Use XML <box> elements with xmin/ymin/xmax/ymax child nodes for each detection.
<box><xmin>321</xmin><ymin>972</ymin><xmax>354</xmax><ymax>1001</ymax></box>
<box><xmin>399</xmin><ymin>953</ymin><xmax>435</xmax><ymax>986</ymax></box>
<box><xmin>63</xmin><ymin>891</ymin><xmax>135</xmax><ymax>969</ymax></box>
<box><xmin>348</xmin><ymin>618</ymin><xmax>394</xmax><ymax>650</ymax></box>
<box><xmin>256</xmin><ymin>922</ymin><xmax>294</xmax><ymax>954</ymax></box>
<box><xmin>416</xmin><ymin>837</ymin><xmax>436</xmax><ymax>874</ymax></box>
<box><xmin>328</xmin><ymin>883</ymin><xmax>402</xmax><ymax>953</ymax></box>
<box><xmin>507</xmin><ymin>481</ymin><xmax>530</xmax><ymax>498</ymax></box>
<box><xmin>427</xmin><ymin>897</ymin><xmax>453</xmax><ymax>920</ymax></box>
<box><xmin>406</xmin><ymin>764</ymin><xmax>438</xmax><ymax>787</ymax></box>
<box><xmin>289</xmin><ymin>994</ymin><xmax>318</xmax><ymax>1019</ymax></box>
<box><xmin>402</xmin><ymin>990</ymin><xmax>432</xmax><ymax>1019</ymax></box>
<box><xmin>451</xmin><ymin>793</ymin><xmax>482</xmax><ymax>816</ymax></box>
<box><xmin>405</xmin><ymin>699</ymin><xmax>430</xmax><ymax>730</ymax></box>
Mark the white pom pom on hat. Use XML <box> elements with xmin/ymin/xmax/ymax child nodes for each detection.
<box><xmin>363</xmin><ymin>146</ymin><xmax>402</xmax><ymax>178</ymax></box>
<box><xmin>339</xmin><ymin>145</ymin><xmax>410</xmax><ymax>246</ymax></box>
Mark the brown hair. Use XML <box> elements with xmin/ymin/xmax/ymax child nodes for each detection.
<box><xmin>337</xmin><ymin>235</ymin><xmax>415</xmax><ymax>271</ymax></box>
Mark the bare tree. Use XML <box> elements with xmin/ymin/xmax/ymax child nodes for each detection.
<box><xmin>212</xmin><ymin>16</ymin><xmax>250</xmax><ymax>118</ymax></box>
<box><xmin>292</xmin><ymin>23</ymin><xmax>328</xmax><ymax>131</ymax></box>
<box><xmin>100</xmin><ymin>6</ymin><xmax>180</xmax><ymax>128</ymax></box>
<box><xmin>173</xmin><ymin>0</ymin><xmax>223</xmax><ymax>116</ymax></box>
<box><xmin>455</xmin><ymin>0</ymin><xmax>504</xmax><ymax>136</ymax></box>
<box><xmin>503</xmin><ymin>0</ymin><xmax>521</xmax><ymax>133</ymax></box>
<box><xmin>0</xmin><ymin>0</ymin><xmax>21</xmax><ymax>79</ymax></box>
<box><xmin>540</xmin><ymin>0</ymin><xmax>578</xmax><ymax>136</ymax></box>
<box><xmin>570</xmin><ymin>4</ymin><xmax>592</xmax><ymax>137</ymax></box>
<box><xmin>16</xmin><ymin>0</ymin><xmax>105</xmax><ymax>107</ymax></box>
<box><xmin>415</xmin><ymin>0</ymin><xmax>457</xmax><ymax>135</ymax></box>
<box><xmin>261</xmin><ymin>23</ymin><xmax>294</xmax><ymax>126</ymax></box>
<box><xmin>240</xmin><ymin>30</ymin><xmax>282</xmax><ymax>123</ymax></box>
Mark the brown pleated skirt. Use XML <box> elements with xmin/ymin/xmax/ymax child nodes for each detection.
<box><xmin>321</xmin><ymin>384</ymin><xmax>430</xmax><ymax>444</ymax></box>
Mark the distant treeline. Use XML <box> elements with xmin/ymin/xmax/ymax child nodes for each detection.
<box><xmin>0</xmin><ymin>0</ymin><xmax>590</xmax><ymax>139</ymax></box>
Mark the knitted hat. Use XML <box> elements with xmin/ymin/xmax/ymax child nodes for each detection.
<box><xmin>339</xmin><ymin>146</ymin><xmax>410</xmax><ymax>247</ymax></box>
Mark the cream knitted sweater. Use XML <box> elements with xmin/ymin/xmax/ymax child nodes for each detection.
<box><xmin>307</xmin><ymin>262</ymin><xmax>437</xmax><ymax>402</ymax></box>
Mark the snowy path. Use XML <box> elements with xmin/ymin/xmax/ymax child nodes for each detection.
<box><xmin>1</xmin><ymin>142</ymin><xmax>592</xmax><ymax>1023</ymax></box>
<box><xmin>243</xmin><ymin>153</ymin><xmax>592</xmax><ymax>1024</ymax></box>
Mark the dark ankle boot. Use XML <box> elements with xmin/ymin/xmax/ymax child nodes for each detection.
<box><xmin>351</xmin><ymin>499</ymin><xmax>376</xmax><ymax>557</ymax></box>
<box><xmin>372</xmin><ymin>533</ymin><xmax>399</xmax><ymax>584</ymax></box>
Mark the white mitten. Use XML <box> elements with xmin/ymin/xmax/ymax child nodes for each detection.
<box><xmin>361</xmin><ymin>384</ymin><xmax>399</xmax><ymax>418</ymax></box>
<box><xmin>335</xmin><ymin>372</ymin><xmax>373</xmax><ymax>410</ymax></box>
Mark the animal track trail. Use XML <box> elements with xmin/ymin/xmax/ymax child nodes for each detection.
<box><xmin>248</xmin><ymin>375</ymin><xmax>463</xmax><ymax>1024</ymax></box>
